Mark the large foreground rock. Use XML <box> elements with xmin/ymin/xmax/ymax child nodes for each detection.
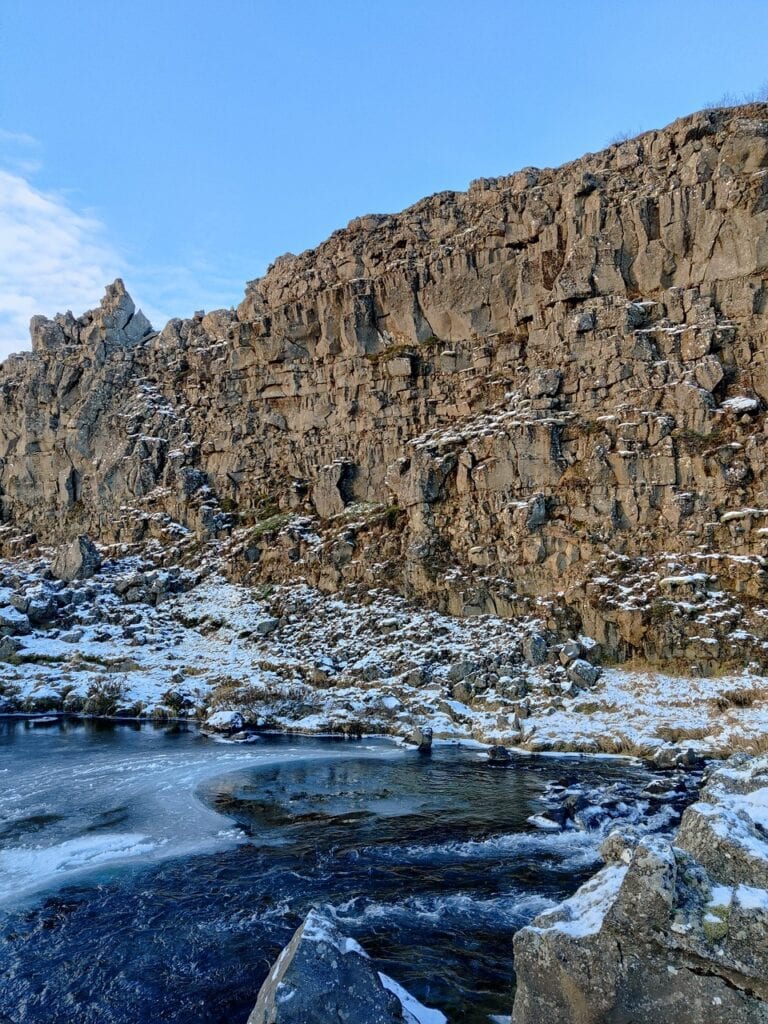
<box><xmin>676</xmin><ymin>752</ymin><xmax>768</xmax><ymax>888</ymax></box>
<box><xmin>249</xmin><ymin>910</ymin><xmax>446</xmax><ymax>1024</ymax></box>
<box><xmin>512</xmin><ymin>755</ymin><xmax>768</xmax><ymax>1024</ymax></box>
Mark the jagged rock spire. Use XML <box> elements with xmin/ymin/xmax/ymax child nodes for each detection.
<box><xmin>29</xmin><ymin>278</ymin><xmax>153</xmax><ymax>353</ymax></box>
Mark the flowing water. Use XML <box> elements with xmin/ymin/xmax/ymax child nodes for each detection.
<box><xmin>0</xmin><ymin>718</ymin><xmax>670</xmax><ymax>1023</ymax></box>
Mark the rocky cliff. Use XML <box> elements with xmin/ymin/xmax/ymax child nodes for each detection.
<box><xmin>4</xmin><ymin>104</ymin><xmax>768</xmax><ymax>667</ymax></box>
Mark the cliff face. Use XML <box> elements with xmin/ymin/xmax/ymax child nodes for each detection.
<box><xmin>4</xmin><ymin>105</ymin><xmax>768</xmax><ymax>667</ymax></box>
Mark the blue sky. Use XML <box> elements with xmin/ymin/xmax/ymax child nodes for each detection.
<box><xmin>2</xmin><ymin>0</ymin><xmax>768</xmax><ymax>356</ymax></box>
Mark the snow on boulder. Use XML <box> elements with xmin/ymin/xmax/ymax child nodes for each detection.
<box><xmin>403</xmin><ymin>725</ymin><xmax>433</xmax><ymax>752</ymax></box>
<box><xmin>0</xmin><ymin>605</ymin><xmax>31</xmax><ymax>636</ymax></box>
<box><xmin>677</xmin><ymin>753</ymin><xmax>768</xmax><ymax>888</ymax></box>
<box><xmin>205</xmin><ymin>710</ymin><xmax>245</xmax><ymax>732</ymax></box>
<box><xmin>248</xmin><ymin>910</ymin><xmax>446</xmax><ymax>1024</ymax></box>
<box><xmin>721</xmin><ymin>395</ymin><xmax>761</xmax><ymax>415</ymax></box>
<box><xmin>566</xmin><ymin>658</ymin><xmax>601</xmax><ymax>687</ymax></box>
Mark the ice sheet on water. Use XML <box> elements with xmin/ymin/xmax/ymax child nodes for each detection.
<box><xmin>0</xmin><ymin>832</ymin><xmax>161</xmax><ymax>902</ymax></box>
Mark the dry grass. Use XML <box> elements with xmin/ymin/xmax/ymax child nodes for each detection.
<box><xmin>82</xmin><ymin>680</ymin><xmax>127</xmax><ymax>716</ymax></box>
<box><xmin>743</xmin><ymin>733</ymin><xmax>768</xmax><ymax>755</ymax></box>
<box><xmin>714</xmin><ymin>686</ymin><xmax>766</xmax><ymax>711</ymax></box>
<box><xmin>655</xmin><ymin>724</ymin><xmax>713</xmax><ymax>745</ymax></box>
<box><xmin>208</xmin><ymin>677</ymin><xmax>309</xmax><ymax>710</ymax></box>
<box><xmin>534</xmin><ymin>732</ymin><xmax>658</xmax><ymax>758</ymax></box>
<box><xmin>592</xmin><ymin>733</ymin><xmax>658</xmax><ymax>758</ymax></box>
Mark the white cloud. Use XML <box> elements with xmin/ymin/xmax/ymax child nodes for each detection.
<box><xmin>0</xmin><ymin>170</ymin><xmax>122</xmax><ymax>358</ymax></box>
<box><xmin>0</xmin><ymin>130</ymin><xmax>39</xmax><ymax>148</ymax></box>
<box><xmin>0</xmin><ymin>129</ymin><xmax>42</xmax><ymax>176</ymax></box>
<box><xmin>0</xmin><ymin>139</ymin><xmax>253</xmax><ymax>360</ymax></box>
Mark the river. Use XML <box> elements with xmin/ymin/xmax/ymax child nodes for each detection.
<box><xmin>0</xmin><ymin>718</ymin><xmax>680</xmax><ymax>1023</ymax></box>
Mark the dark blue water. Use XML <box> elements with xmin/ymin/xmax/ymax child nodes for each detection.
<box><xmin>0</xmin><ymin>718</ymin><xmax>670</xmax><ymax>1023</ymax></box>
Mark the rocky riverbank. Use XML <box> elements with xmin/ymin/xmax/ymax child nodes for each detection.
<box><xmin>513</xmin><ymin>753</ymin><xmax>768</xmax><ymax>1023</ymax></box>
<box><xmin>1</xmin><ymin>544</ymin><xmax>767</xmax><ymax>761</ymax></box>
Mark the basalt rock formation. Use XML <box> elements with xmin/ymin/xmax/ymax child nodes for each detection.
<box><xmin>4</xmin><ymin>105</ymin><xmax>768</xmax><ymax>667</ymax></box>
<box><xmin>512</xmin><ymin>754</ymin><xmax>768</xmax><ymax>1024</ymax></box>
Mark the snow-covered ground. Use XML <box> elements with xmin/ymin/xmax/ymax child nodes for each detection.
<box><xmin>2</xmin><ymin>555</ymin><xmax>767</xmax><ymax>760</ymax></box>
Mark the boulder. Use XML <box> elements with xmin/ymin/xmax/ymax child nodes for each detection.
<box><xmin>248</xmin><ymin>910</ymin><xmax>446</xmax><ymax>1024</ymax></box>
<box><xmin>13</xmin><ymin>586</ymin><xmax>59</xmax><ymax>623</ymax></box>
<box><xmin>51</xmin><ymin>536</ymin><xmax>102</xmax><ymax>582</ymax></box>
<box><xmin>404</xmin><ymin>725</ymin><xmax>433</xmax><ymax>752</ymax></box>
<box><xmin>255</xmin><ymin>616</ymin><xmax>280</xmax><ymax>636</ymax></box>
<box><xmin>676</xmin><ymin>754</ymin><xmax>768</xmax><ymax>888</ymax></box>
<box><xmin>204</xmin><ymin>710</ymin><xmax>245</xmax><ymax>732</ymax></box>
<box><xmin>559</xmin><ymin>638</ymin><xmax>582</xmax><ymax>665</ymax></box>
<box><xmin>652</xmin><ymin>745</ymin><xmax>704</xmax><ymax>771</ymax></box>
<box><xmin>0</xmin><ymin>605</ymin><xmax>31</xmax><ymax>636</ymax></box>
<box><xmin>566</xmin><ymin>658</ymin><xmax>601</xmax><ymax>687</ymax></box>
<box><xmin>0</xmin><ymin>635</ymin><xmax>21</xmax><ymax>660</ymax></box>
<box><xmin>512</xmin><ymin>756</ymin><xmax>768</xmax><ymax>1023</ymax></box>
<box><xmin>522</xmin><ymin>633</ymin><xmax>548</xmax><ymax>667</ymax></box>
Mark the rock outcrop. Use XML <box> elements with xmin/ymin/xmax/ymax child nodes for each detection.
<box><xmin>5</xmin><ymin>106</ymin><xmax>768</xmax><ymax>666</ymax></box>
<box><xmin>512</xmin><ymin>755</ymin><xmax>768</xmax><ymax>1023</ymax></box>
<box><xmin>51</xmin><ymin>535</ymin><xmax>102</xmax><ymax>581</ymax></box>
<box><xmin>248</xmin><ymin>910</ymin><xmax>445</xmax><ymax>1024</ymax></box>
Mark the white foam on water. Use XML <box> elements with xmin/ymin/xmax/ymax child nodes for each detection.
<box><xmin>331</xmin><ymin>889</ymin><xmax>557</xmax><ymax>931</ymax></box>
<box><xmin>366</xmin><ymin>828</ymin><xmax>600</xmax><ymax>871</ymax></box>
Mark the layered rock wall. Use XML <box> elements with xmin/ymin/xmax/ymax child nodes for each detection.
<box><xmin>4</xmin><ymin>106</ymin><xmax>768</xmax><ymax>664</ymax></box>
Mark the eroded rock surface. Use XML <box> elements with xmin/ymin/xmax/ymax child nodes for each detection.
<box><xmin>512</xmin><ymin>755</ymin><xmax>768</xmax><ymax>1024</ymax></box>
<box><xmin>51</xmin><ymin>535</ymin><xmax>102</xmax><ymax>581</ymax></box>
<box><xmin>248</xmin><ymin>910</ymin><xmax>445</xmax><ymax>1024</ymax></box>
<box><xmin>5</xmin><ymin>107</ymin><xmax>768</xmax><ymax>666</ymax></box>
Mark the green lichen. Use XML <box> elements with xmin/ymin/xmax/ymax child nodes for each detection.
<box><xmin>702</xmin><ymin>905</ymin><xmax>730</xmax><ymax>942</ymax></box>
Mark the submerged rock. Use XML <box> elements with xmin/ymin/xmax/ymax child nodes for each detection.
<box><xmin>487</xmin><ymin>744</ymin><xmax>512</xmax><ymax>764</ymax></box>
<box><xmin>248</xmin><ymin>909</ymin><xmax>446</xmax><ymax>1024</ymax></box>
<box><xmin>652</xmin><ymin>745</ymin><xmax>705</xmax><ymax>771</ymax></box>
